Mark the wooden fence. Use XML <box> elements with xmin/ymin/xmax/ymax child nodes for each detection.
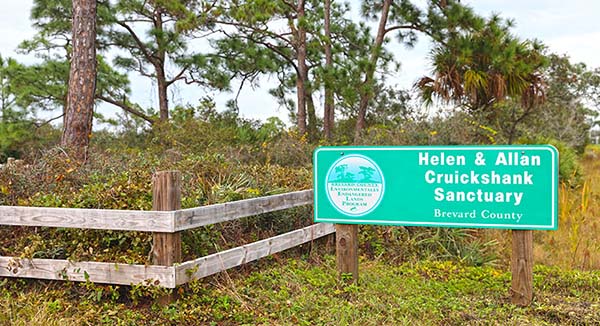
<box><xmin>0</xmin><ymin>171</ymin><xmax>335</xmax><ymax>288</ymax></box>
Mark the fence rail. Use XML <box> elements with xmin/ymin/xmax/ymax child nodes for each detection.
<box><xmin>174</xmin><ymin>190</ymin><xmax>313</xmax><ymax>231</ymax></box>
<box><xmin>175</xmin><ymin>222</ymin><xmax>335</xmax><ymax>285</ymax></box>
<box><xmin>0</xmin><ymin>190</ymin><xmax>314</xmax><ymax>233</ymax></box>
<box><xmin>0</xmin><ymin>206</ymin><xmax>174</xmax><ymax>232</ymax></box>
<box><xmin>0</xmin><ymin>257</ymin><xmax>176</xmax><ymax>287</ymax></box>
<box><xmin>0</xmin><ymin>223</ymin><xmax>333</xmax><ymax>288</ymax></box>
<box><xmin>0</xmin><ymin>183</ymin><xmax>333</xmax><ymax>288</ymax></box>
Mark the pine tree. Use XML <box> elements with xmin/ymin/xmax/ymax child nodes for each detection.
<box><xmin>61</xmin><ymin>0</ymin><xmax>97</xmax><ymax>159</ymax></box>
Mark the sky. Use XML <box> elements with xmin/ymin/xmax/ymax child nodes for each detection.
<box><xmin>1</xmin><ymin>0</ymin><xmax>599</xmax><ymax>125</ymax></box>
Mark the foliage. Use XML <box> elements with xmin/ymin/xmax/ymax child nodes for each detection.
<box><xmin>8</xmin><ymin>0</ymin><xmax>596</xmax><ymax>147</ymax></box>
<box><xmin>0</xmin><ymin>118</ymin><xmax>36</xmax><ymax>161</ymax></box>
<box><xmin>0</xmin><ymin>109</ymin><xmax>314</xmax><ymax>263</ymax></box>
<box><xmin>519</xmin><ymin>136</ymin><xmax>583</xmax><ymax>186</ymax></box>
<box><xmin>2</xmin><ymin>2</ymin><xmax>600</xmax><ymax>323</ymax></box>
<box><xmin>350</xmin><ymin>0</ymin><xmax>488</xmax><ymax>140</ymax></box>
<box><xmin>417</xmin><ymin>14</ymin><xmax>547</xmax><ymax>112</ymax></box>
<box><xmin>21</xmin><ymin>0</ymin><xmax>225</xmax><ymax>124</ymax></box>
<box><xmin>0</xmin><ymin>55</ymin><xmax>60</xmax><ymax>160</ymax></box>
<box><xmin>522</xmin><ymin>54</ymin><xmax>597</xmax><ymax>152</ymax></box>
<box><xmin>207</xmin><ymin>0</ymin><xmax>378</xmax><ymax>140</ymax></box>
<box><xmin>358</xmin><ymin>224</ymin><xmax>498</xmax><ymax>267</ymax></box>
<box><xmin>343</xmin><ymin>109</ymin><xmax>501</xmax><ymax>146</ymax></box>
<box><xmin>1</xmin><ymin>258</ymin><xmax>600</xmax><ymax>325</ymax></box>
<box><xmin>1</xmin><ymin>81</ymin><xmax>600</xmax><ymax>326</ymax></box>
<box><xmin>416</xmin><ymin>11</ymin><xmax>548</xmax><ymax>144</ymax></box>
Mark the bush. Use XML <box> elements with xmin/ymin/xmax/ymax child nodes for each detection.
<box><xmin>354</xmin><ymin>111</ymin><xmax>501</xmax><ymax>146</ymax></box>
<box><xmin>0</xmin><ymin>119</ymin><xmax>60</xmax><ymax>162</ymax></box>
<box><xmin>0</xmin><ymin>132</ymin><xmax>316</xmax><ymax>264</ymax></box>
<box><xmin>519</xmin><ymin>136</ymin><xmax>583</xmax><ymax>186</ymax></box>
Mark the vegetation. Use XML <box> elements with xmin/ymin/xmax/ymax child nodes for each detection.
<box><xmin>1</xmin><ymin>112</ymin><xmax>600</xmax><ymax>323</ymax></box>
<box><xmin>3</xmin><ymin>0</ymin><xmax>596</xmax><ymax>154</ymax></box>
<box><xmin>1</xmin><ymin>257</ymin><xmax>599</xmax><ymax>325</ymax></box>
<box><xmin>1</xmin><ymin>0</ymin><xmax>600</xmax><ymax>324</ymax></box>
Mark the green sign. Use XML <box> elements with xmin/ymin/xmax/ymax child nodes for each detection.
<box><xmin>313</xmin><ymin>146</ymin><xmax>558</xmax><ymax>230</ymax></box>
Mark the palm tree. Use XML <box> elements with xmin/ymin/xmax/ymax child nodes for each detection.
<box><xmin>416</xmin><ymin>15</ymin><xmax>547</xmax><ymax>143</ymax></box>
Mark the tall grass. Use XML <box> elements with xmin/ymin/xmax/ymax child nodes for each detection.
<box><xmin>534</xmin><ymin>151</ymin><xmax>600</xmax><ymax>270</ymax></box>
<box><xmin>479</xmin><ymin>148</ymin><xmax>600</xmax><ymax>270</ymax></box>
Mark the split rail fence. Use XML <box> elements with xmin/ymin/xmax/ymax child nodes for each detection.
<box><xmin>0</xmin><ymin>171</ymin><xmax>335</xmax><ymax>288</ymax></box>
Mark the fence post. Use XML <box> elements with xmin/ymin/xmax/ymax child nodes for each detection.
<box><xmin>336</xmin><ymin>224</ymin><xmax>358</xmax><ymax>284</ymax></box>
<box><xmin>152</xmin><ymin>171</ymin><xmax>182</xmax><ymax>301</ymax></box>
<box><xmin>511</xmin><ymin>230</ymin><xmax>533</xmax><ymax>306</ymax></box>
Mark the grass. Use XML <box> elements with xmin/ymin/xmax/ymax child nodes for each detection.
<box><xmin>1</xmin><ymin>257</ymin><xmax>599</xmax><ymax>325</ymax></box>
<box><xmin>534</xmin><ymin>155</ymin><xmax>600</xmax><ymax>270</ymax></box>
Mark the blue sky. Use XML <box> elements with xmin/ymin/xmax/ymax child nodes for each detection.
<box><xmin>1</xmin><ymin>1</ymin><xmax>598</xmax><ymax>125</ymax></box>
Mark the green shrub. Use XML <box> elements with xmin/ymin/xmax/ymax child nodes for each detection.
<box><xmin>0</xmin><ymin>135</ymin><xmax>315</xmax><ymax>264</ymax></box>
<box><xmin>519</xmin><ymin>136</ymin><xmax>583</xmax><ymax>186</ymax></box>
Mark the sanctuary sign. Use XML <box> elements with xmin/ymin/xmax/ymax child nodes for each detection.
<box><xmin>313</xmin><ymin>146</ymin><xmax>558</xmax><ymax>230</ymax></box>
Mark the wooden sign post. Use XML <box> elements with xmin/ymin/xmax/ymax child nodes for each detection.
<box><xmin>335</xmin><ymin>224</ymin><xmax>358</xmax><ymax>283</ymax></box>
<box><xmin>511</xmin><ymin>230</ymin><xmax>534</xmax><ymax>305</ymax></box>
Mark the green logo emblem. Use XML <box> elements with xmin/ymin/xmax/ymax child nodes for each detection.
<box><xmin>325</xmin><ymin>154</ymin><xmax>385</xmax><ymax>216</ymax></box>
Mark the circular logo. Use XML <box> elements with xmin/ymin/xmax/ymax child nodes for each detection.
<box><xmin>325</xmin><ymin>154</ymin><xmax>385</xmax><ymax>216</ymax></box>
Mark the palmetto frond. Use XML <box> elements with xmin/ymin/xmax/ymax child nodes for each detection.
<box><xmin>415</xmin><ymin>13</ymin><xmax>546</xmax><ymax>113</ymax></box>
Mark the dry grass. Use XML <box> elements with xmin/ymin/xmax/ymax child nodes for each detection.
<box><xmin>534</xmin><ymin>154</ymin><xmax>600</xmax><ymax>270</ymax></box>
<box><xmin>479</xmin><ymin>149</ymin><xmax>600</xmax><ymax>270</ymax></box>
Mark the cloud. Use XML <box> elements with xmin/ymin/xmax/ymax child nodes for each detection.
<box><xmin>0</xmin><ymin>0</ymin><xmax>36</xmax><ymax>62</ymax></box>
<box><xmin>545</xmin><ymin>32</ymin><xmax>600</xmax><ymax>68</ymax></box>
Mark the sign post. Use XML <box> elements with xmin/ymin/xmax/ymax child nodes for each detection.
<box><xmin>512</xmin><ymin>229</ymin><xmax>533</xmax><ymax>305</ymax></box>
<box><xmin>314</xmin><ymin>146</ymin><xmax>558</xmax><ymax>304</ymax></box>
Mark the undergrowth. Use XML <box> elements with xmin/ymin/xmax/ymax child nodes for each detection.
<box><xmin>1</xmin><ymin>257</ymin><xmax>599</xmax><ymax>325</ymax></box>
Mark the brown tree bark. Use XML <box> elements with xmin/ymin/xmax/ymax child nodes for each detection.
<box><xmin>153</xmin><ymin>8</ymin><xmax>169</xmax><ymax>122</ymax></box>
<box><xmin>61</xmin><ymin>0</ymin><xmax>97</xmax><ymax>159</ymax></box>
<box><xmin>295</xmin><ymin>0</ymin><xmax>308</xmax><ymax>136</ymax></box>
<box><xmin>354</xmin><ymin>0</ymin><xmax>392</xmax><ymax>143</ymax></box>
<box><xmin>156</xmin><ymin>65</ymin><xmax>169</xmax><ymax>122</ymax></box>
<box><xmin>323</xmin><ymin>0</ymin><xmax>335</xmax><ymax>141</ymax></box>
<box><xmin>306</xmin><ymin>84</ymin><xmax>318</xmax><ymax>141</ymax></box>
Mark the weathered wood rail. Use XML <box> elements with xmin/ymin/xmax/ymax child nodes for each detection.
<box><xmin>0</xmin><ymin>175</ymin><xmax>333</xmax><ymax>288</ymax></box>
<box><xmin>0</xmin><ymin>257</ymin><xmax>176</xmax><ymax>287</ymax></box>
<box><xmin>0</xmin><ymin>206</ymin><xmax>174</xmax><ymax>232</ymax></box>
<box><xmin>0</xmin><ymin>190</ymin><xmax>314</xmax><ymax>233</ymax></box>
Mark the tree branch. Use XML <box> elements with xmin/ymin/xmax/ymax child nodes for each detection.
<box><xmin>33</xmin><ymin>114</ymin><xmax>64</xmax><ymax>128</ymax></box>
<box><xmin>116</xmin><ymin>21</ymin><xmax>158</xmax><ymax>65</ymax></box>
<box><xmin>384</xmin><ymin>24</ymin><xmax>418</xmax><ymax>35</ymax></box>
<box><xmin>211</xmin><ymin>19</ymin><xmax>294</xmax><ymax>47</ymax></box>
<box><xmin>221</xmin><ymin>29</ymin><xmax>299</xmax><ymax>74</ymax></box>
<box><xmin>96</xmin><ymin>94</ymin><xmax>155</xmax><ymax>124</ymax></box>
<box><xmin>166</xmin><ymin>65</ymin><xmax>190</xmax><ymax>86</ymax></box>
<box><xmin>280</xmin><ymin>0</ymin><xmax>296</xmax><ymax>12</ymax></box>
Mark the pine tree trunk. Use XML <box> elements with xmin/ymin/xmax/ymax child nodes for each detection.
<box><xmin>354</xmin><ymin>93</ymin><xmax>370</xmax><ymax>142</ymax></box>
<box><xmin>323</xmin><ymin>0</ymin><xmax>334</xmax><ymax>141</ymax></box>
<box><xmin>354</xmin><ymin>0</ymin><xmax>391</xmax><ymax>143</ymax></box>
<box><xmin>61</xmin><ymin>0</ymin><xmax>97</xmax><ymax>160</ymax></box>
<box><xmin>154</xmin><ymin>8</ymin><xmax>169</xmax><ymax>122</ymax></box>
<box><xmin>306</xmin><ymin>84</ymin><xmax>318</xmax><ymax>142</ymax></box>
<box><xmin>296</xmin><ymin>0</ymin><xmax>308</xmax><ymax>136</ymax></box>
<box><xmin>157</xmin><ymin>67</ymin><xmax>169</xmax><ymax>122</ymax></box>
